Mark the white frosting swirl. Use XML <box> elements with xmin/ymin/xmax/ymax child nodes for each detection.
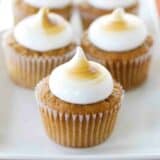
<box><xmin>24</xmin><ymin>0</ymin><xmax>71</xmax><ymax>9</ymax></box>
<box><xmin>88</xmin><ymin>8</ymin><xmax>148</xmax><ymax>52</ymax></box>
<box><xmin>87</xmin><ymin>0</ymin><xmax>137</xmax><ymax>10</ymax></box>
<box><xmin>49</xmin><ymin>47</ymin><xmax>114</xmax><ymax>105</ymax></box>
<box><xmin>14</xmin><ymin>8</ymin><xmax>73</xmax><ymax>52</ymax></box>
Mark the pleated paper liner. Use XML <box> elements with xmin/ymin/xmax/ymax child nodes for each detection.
<box><xmin>87</xmin><ymin>53</ymin><xmax>151</xmax><ymax>91</ymax></box>
<box><xmin>3</xmin><ymin>45</ymin><xmax>74</xmax><ymax>89</ymax></box>
<box><xmin>39</xmin><ymin>102</ymin><xmax>121</xmax><ymax>148</ymax></box>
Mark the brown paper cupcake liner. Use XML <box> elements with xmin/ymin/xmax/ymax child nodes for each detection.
<box><xmin>3</xmin><ymin>46</ymin><xmax>74</xmax><ymax>89</ymax></box>
<box><xmin>87</xmin><ymin>53</ymin><xmax>151</xmax><ymax>90</ymax></box>
<box><xmin>36</xmin><ymin>97</ymin><xmax>123</xmax><ymax>148</ymax></box>
<box><xmin>39</xmin><ymin>106</ymin><xmax>120</xmax><ymax>148</ymax></box>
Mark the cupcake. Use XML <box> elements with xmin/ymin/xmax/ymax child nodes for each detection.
<box><xmin>35</xmin><ymin>47</ymin><xmax>123</xmax><ymax>148</ymax></box>
<box><xmin>79</xmin><ymin>0</ymin><xmax>139</xmax><ymax>29</ymax></box>
<box><xmin>82</xmin><ymin>9</ymin><xmax>153</xmax><ymax>90</ymax></box>
<box><xmin>3</xmin><ymin>8</ymin><xmax>75</xmax><ymax>89</ymax></box>
<box><xmin>13</xmin><ymin>0</ymin><xmax>72</xmax><ymax>24</ymax></box>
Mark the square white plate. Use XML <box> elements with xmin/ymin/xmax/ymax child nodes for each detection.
<box><xmin>0</xmin><ymin>0</ymin><xmax>160</xmax><ymax>159</ymax></box>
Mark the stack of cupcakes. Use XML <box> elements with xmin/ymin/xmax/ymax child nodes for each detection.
<box><xmin>1</xmin><ymin>0</ymin><xmax>154</xmax><ymax>148</ymax></box>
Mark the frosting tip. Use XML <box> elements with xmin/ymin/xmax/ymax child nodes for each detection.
<box><xmin>74</xmin><ymin>47</ymin><xmax>87</xmax><ymax>61</ymax></box>
<box><xmin>38</xmin><ymin>7</ymin><xmax>65</xmax><ymax>34</ymax></box>
<box><xmin>38</xmin><ymin>7</ymin><xmax>49</xmax><ymax>18</ymax></box>
<box><xmin>112</xmin><ymin>8</ymin><xmax>125</xmax><ymax>21</ymax></box>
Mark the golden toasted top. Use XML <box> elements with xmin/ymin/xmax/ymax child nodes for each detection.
<box><xmin>40</xmin><ymin>8</ymin><xmax>65</xmax><ymax>34</ymax></box>
<box><xmin>103</xmin><ymin>8</ymin><xmax>136</xmax><ymax>32</ymax></box>
<box><xmin>67</xmin><ymin>47</ymin><xmax>102</xmax><ymax>80</ymax></box>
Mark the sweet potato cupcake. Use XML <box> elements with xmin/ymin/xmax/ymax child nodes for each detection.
<box><xmin>35</xmin><ymin>47</ymin><xmax>123</xmax><ymax>148</ymax></box>
<box><xmin>79</xmin><ymin>0</ymin><xmax>139</xmax><ymax>29</ymax></box>
<box><xmin>82</xmin><ymin>9</ymin><xmax>153</xmax><ymax>90</ymax></box>
<box><xmin>13</xmin><ymin>0</ymin><xmax>73</xmax><ymax>24</ymax></box>
<box><xmin>2</xmin><ymin>8</ymin><xmax>75</xmax><ymax>89</ymax></box>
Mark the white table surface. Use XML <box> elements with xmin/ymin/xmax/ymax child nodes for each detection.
<box><xmin>0</xmin><ymin>0</ymin><xmax>160</xmax><ymax>160</ymax></box>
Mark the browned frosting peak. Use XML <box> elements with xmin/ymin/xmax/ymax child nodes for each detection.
<box><xmin>67</xmin><ymin>47</ymin><xmax>101</xmax><ymax>80</ymax></box>
<box><xmin>103</xmin><ymin>8</ymin><xmax>135</xmax><ymax>32</ymax></box>
<box><xmin>40</xmin><ymin>8</ymin><xmax>65</xmax><ymax>34</ymax></box>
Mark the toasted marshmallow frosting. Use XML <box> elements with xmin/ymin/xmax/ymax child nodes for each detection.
<box><xmin>14</xmin><ymin>8</ymin><xmax>73</xmax><ymax>52</ymax></box>
<box><xmin>87</xmin><ymin>0</ymin><xmax>137</xmax><ymax>10</ymax></box>
<box><xmin>23</xmin><ymin>0</ymin><xmax>71</xmax><ymax>9</ymax></box>
<box><xmin>49</xmin><ymin>47</ymin><xmax>114</xmax><ymax>105</ymax></box>
<box><xmin>88</xmin><ymin>8</ymin><xmax>148</xmax><ymax>52</ymax></box>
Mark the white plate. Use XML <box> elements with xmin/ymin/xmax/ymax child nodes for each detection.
<box><xmin>0</xmin><ymin>0</ymin><xmax>160</xmax><ymax>160</ymax></box>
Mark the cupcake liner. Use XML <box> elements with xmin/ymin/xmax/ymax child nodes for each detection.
<box><xmin>87</xmin><ymin>52</ymin><xmax>151</xmax><ymax>90</ymax></box>
<box><xmin>37</xmin><ymin>98</ymin><xmax>122</xmax><ymax>148</ymax></box>
<box><xmin>3</xmin><ymin>44</ymin><xmax>74</xmax><ymax>89</ymax></box>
